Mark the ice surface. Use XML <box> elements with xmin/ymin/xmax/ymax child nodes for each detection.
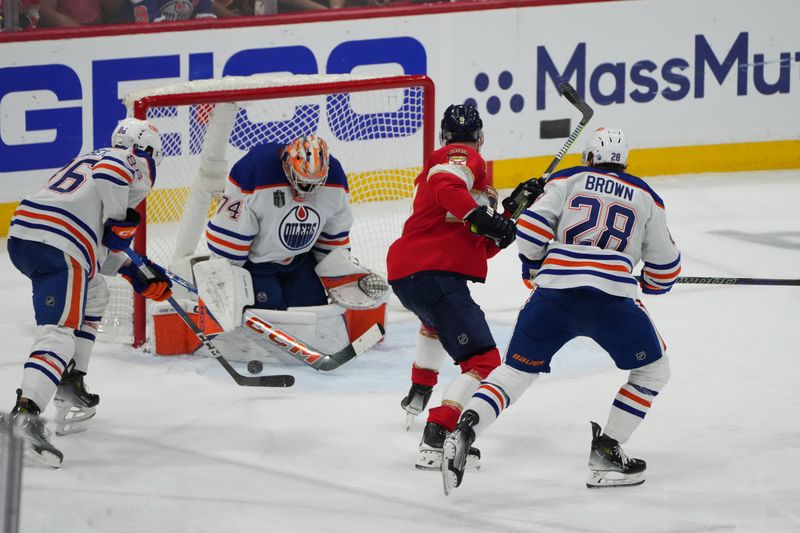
<box><xmin>1</xmin><ymin>170</ymin><xmax>798</xmax><ymax>532</ymax></box>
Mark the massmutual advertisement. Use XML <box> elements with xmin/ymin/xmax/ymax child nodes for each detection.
<box><xmin>1</xmin><ymin>0</ymin><xmax>798</xmax><ymax>220</ymax></box>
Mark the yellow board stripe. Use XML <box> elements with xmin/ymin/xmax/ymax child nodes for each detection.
<box><xmin>2</xmin><ymin>140</ymin><xmax>798</xmax><ymax>236</ymax></box>
<box><xmin>492</xmin><ymin>139</ymin><xmax>800</xmax><ymax>189</ymax></box>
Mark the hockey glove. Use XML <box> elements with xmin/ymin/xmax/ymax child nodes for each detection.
<box><xmin>464</xmin><ymin>205</ymin><xmax>516</xmax><ymax>249</ymax></box>
<box><xmin>520</xmin><ymin>255</ymin><xmax>542</xmax><ymax>290</ymax></box>
<box><xmin>118</xmin><ymin>256</ymin><xmax>173</xmax><ymax>302</ymax></box>
<box><xmin>102</xmin><ymin>208</ymin><xmax>141</xmax><ymax>252</ymax></box>
<box><xmin>502</xmin><ymin>177</ymin><xmax>546</xmax><ymax>218</ymax></box>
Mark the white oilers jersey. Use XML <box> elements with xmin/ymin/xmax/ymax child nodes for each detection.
<box><xmin>516</xmin><ymin>166</ymin><xmax>681</xmax><ymax>298</ymax></box>
<box><xmin>205</xmin><ymin>143</ymin><xmax>352</xmax><ymax>267</ymax></box>
<box><xmin>8</xmin><ymin>147</ymin><xmax>155</xmax><ymax>278</ymax></box>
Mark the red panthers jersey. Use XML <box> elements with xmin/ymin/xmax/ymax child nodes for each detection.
<box><xmin>387</xmin><ymin>144</ymin><xmax>500</xmax><ymax>282</ymax></box>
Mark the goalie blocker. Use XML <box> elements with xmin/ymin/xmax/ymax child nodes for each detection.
<box><xmin>152</xmin><ymin>257</ymin><xmax>387</xmax><ymax>357</ymax></box>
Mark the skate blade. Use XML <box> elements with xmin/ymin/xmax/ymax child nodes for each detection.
<box><xmin>586</xmin><ymin>470</ymin><xmax>645</xmax><ymax>488</ymax></box>
<box><xmin>441</xmin><ymin>441</ymin><xmax>459</xmax><ymax>496</ymax></box>
<box><xmin>415</xmin><ymin>452</ymin><xmax>480</xmax><ymax>472</ymax></box>
<box><xmin>404</xmin><ymin>412</ymin><xmax>416</xmax><ymax>431</ymax></box>
<box><xmin>54</xmin><ymin>406</ymin><xmax>97</xmax><ymax>436</ymax></box>
<box><xmin>24</xmin><ymin>446</ymin><xmax>62</xmax><ymax>469</ymax></box>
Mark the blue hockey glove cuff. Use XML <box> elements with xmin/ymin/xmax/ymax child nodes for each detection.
<box><xmin>102</xmin><ymin>208</ymin><xmax>141</xmax><ymax>252</ymax></box>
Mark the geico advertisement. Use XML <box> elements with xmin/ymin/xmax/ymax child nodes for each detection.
<box><xmin>1</xmin><ymin>0</ymin><xmax>798</xmax><ymax>201</ymax></box>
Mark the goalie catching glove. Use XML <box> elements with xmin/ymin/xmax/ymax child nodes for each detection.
<box><xmin>315</xmin><ymin>248</ymin><xmax>389</xmax><ymax>310</ymax></box>
<box><xmin>118</xmin><ymin>256</ymin><xmax>173</xmax><ymax>301</ymax></box>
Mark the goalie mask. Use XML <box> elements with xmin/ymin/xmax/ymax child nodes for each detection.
<box><xmin>111</xmin><ymin>118</ymin><xmax>164</xmax><ymax>167</ymax></box>
<box><xmin>582</xmin><ymin>127</ymin><xmax>629</xmax><ymax>168</ymax></box>
<box><xmin>281</xmin><ymin>135</ymin><xmax>330</xmax><ymax>197</ymax></box>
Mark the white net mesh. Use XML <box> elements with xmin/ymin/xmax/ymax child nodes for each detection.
<box><xmin>100</xmin><ymin>74</ymin><xmax>432</xmax><ymax>345</ymax></box>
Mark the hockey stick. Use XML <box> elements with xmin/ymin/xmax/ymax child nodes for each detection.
<box><xmin>160</xmin><ymin>265</ymin><xmax>386</xmax><ymax>372</ymax></box>
<box><xmin>242</xmin><ymin>311</ymin><xmax>385</xmax><ymax>372</ymax></box>
<box><xmin>502</xmin><ymin>81</ymin><xmax>594</xmax><ymax>220</ymax></box>
<box><xmin>635</xmin><ymin>275</ymin><xmax>800</xmax><ymax>287</ymax></box>
<box><xmin>673</xmin><ymin>276</ymin><xmax>800</xmax><ymax>286</ymax></box>
<box><xmin>121</xmin><ymin>250</ymin><xmax>295</xmax><ymax>388</ymax></box>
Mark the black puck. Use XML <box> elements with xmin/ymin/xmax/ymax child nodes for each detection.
<box><xmin>247</xmin><ymin>360</ymin><xmax>263</xmax><ymax>374</ymax></box>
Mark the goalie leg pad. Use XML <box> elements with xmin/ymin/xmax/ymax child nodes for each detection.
<box><xmin>193</xmin><ymin>258</ymin><xmax>254</xmax><ymax>331</ymax></box>
<box><xmin>245</xmin><ymin>304</ymin><xmax>350</xmax><ymax>357</ymax></box>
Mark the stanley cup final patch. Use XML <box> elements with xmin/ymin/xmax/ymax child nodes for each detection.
<box><xmin>274</xmin><ymin>190</ymin><xmax>285</xmax><ymax>208</ymax></box>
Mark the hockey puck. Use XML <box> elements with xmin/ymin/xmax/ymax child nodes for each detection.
<box><xmin>247</xmin><ymin>360</ymin><xmax>263</xmax><ymax>374</ymax></box>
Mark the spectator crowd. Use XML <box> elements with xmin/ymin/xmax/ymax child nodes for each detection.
<box><xmin>1</xmin><ymin>0</ymin><xmax>413</xmax><ymax>29</ymax></box>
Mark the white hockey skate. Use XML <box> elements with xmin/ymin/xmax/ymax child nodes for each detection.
<box><xmin>53</xmin><ymin>371</ymin><xmax>99</xmax><ymax>436</ymax></box>
<box><xmin>416</xmin><ymin>420</ymin><xmax>479</xmax><ymax>472</ymax></box>
<box><xmin>401</xmin><ymin>383</ymin><xmax>433</xmax><ymax>431</ymax></box>
<box><xmin>7</xmin><ymin>390</ymin><xmax>63</xmax><ymax>468</ymax></box>
<box><xmin>586</xmin><ymin>421</ymin><xmax>646</xmax><ymax>488</ymax></box>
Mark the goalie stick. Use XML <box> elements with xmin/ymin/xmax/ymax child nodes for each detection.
<box><xmin>122</xmin><ymin>250</ymin><xmax>295</xmax><ymax>388</ymax></box>
<box><xmin>160</xmin><ymin>265</ymin><xmax>386</xmax><ymax>372</ymax></box>
<box><xmin>503</xmin><ymin>82</ymin><xmax>594</xmax><ymax>221</ymax></box>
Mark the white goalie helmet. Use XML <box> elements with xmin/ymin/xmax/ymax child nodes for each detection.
<box><xmin>111</xmin><ymin>117</ymin><xmax>164</xmax><ymax>166</ymax></box>
<box><xmin>582</xmin><ymin>127</ymin><xmax>629</xmax><ymax>167</ymax></box>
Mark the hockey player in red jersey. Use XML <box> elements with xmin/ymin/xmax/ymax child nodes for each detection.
<box><xmin>387</xmin><ymin>104</ymin><xmax>515</xmax><ymax>470</ymax></box>
<box><xmin>3</xmin><ymin>118</ymin><xmax>173</xmax><ymax>468</ymax></box>
<box><xmin>442</xmin><ymin>128</ymin><xmax>680</xmax><ymax>494</ymax></box>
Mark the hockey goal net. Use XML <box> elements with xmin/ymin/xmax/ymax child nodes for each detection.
<box><xmin>101</xmin><ymin>74</ymin><xmax>435</xmax><ymax>347</ymax></box>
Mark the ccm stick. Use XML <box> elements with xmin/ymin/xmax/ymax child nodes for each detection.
<box><xmin>503</xmin><ymin>81</ymin><xmax>595</xmax><ymax>220</ymax></box>
<box><xmin>122</xmin><ymin>249</ymin><xmax>295</xmax><ymax>387</ymax></box>
<box><xmin>161</xmin><ymin>265</ymin><xmax>385</xmax><ymax>372</ymax></box>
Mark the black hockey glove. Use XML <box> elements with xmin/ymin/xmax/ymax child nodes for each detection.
<box><xmin>465</xmin><ymin>205</ymin><xmax>516</xmax><ymax>249</ymax></box>
<box><xmin>501</xmin><ymin>177</ymin><xmax>546</xmax><ymax>218</ymax></box>
<box><xmin>102</xmin><ymin>208</ymin><xmax>141</xmax><ymax>252</ymax></box>
<box><xmin>118</xmin><ymin>256</ymin><xmax>173</xmax><ymax>302</ymax></box>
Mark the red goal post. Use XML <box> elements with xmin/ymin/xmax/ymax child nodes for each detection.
<box><xmin>109</xmin><ymin>74</ymin><xmax>435</xmax><ymax>348</ymax></box>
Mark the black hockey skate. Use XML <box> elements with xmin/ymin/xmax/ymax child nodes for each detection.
<box><xmin>10</xmin><ymin>389</ymin><xmax>63</xmax><ymax>468</ymax></box>
<box><xmin>53</xmin><ymin>370</ymin><xmax>99</xmax><ymax>436</ymax></box>
<box><xmin>441</xmin><ymin>410</ymin><xmax>479</xmax><ymax>495</ymax></box>
<box><xmin>586</xmin><ymin>421</ymin><xmax>646</xmax><ymax>488</ymax></box>
<box><xmin>416</xmin><ymin>420</ymin><xmax>481</xmax><ymax>473</ymax></box>
<box><xmin>400</xmin><ymin>383</ymin><xmax>433</xmax><ymax>430</ymax></box>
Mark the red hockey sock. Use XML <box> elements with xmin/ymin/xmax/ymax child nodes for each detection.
<box><xmin>411</xmin><ymin>365</ymin><xmax>438</xmax><ymax>387</ymax></box>
<box><xmin>427</xmin><ymin>404</ymin><xmax>461</xmax><ymax>432</ymax></box>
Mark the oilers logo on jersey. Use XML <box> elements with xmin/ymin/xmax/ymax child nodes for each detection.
<box><xmin>279</xmin><ymin>206</ymin><xmax>320</xmax><ymax>250</ymax></box>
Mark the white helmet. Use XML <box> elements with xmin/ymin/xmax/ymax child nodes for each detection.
<box><xmin>111</xmin><ymin>118</ymin><xmax>164</xmax><ymax>166</ymax></box>
<box><xmin>582</xmin><ymin>128</ymin><xmax>629</xmax><ymax>168</ymax></box>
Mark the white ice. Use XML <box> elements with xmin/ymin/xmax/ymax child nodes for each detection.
<box><xmin>1</xmin><ymin>170</ymin><xmax>798</xmax><ymax>532</ymax></box>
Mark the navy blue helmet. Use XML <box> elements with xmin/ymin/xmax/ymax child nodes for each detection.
<box><xmin>440</xmin><ymin>104</ymin><xmax>483</xmax><ymax>145</ymax></box>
